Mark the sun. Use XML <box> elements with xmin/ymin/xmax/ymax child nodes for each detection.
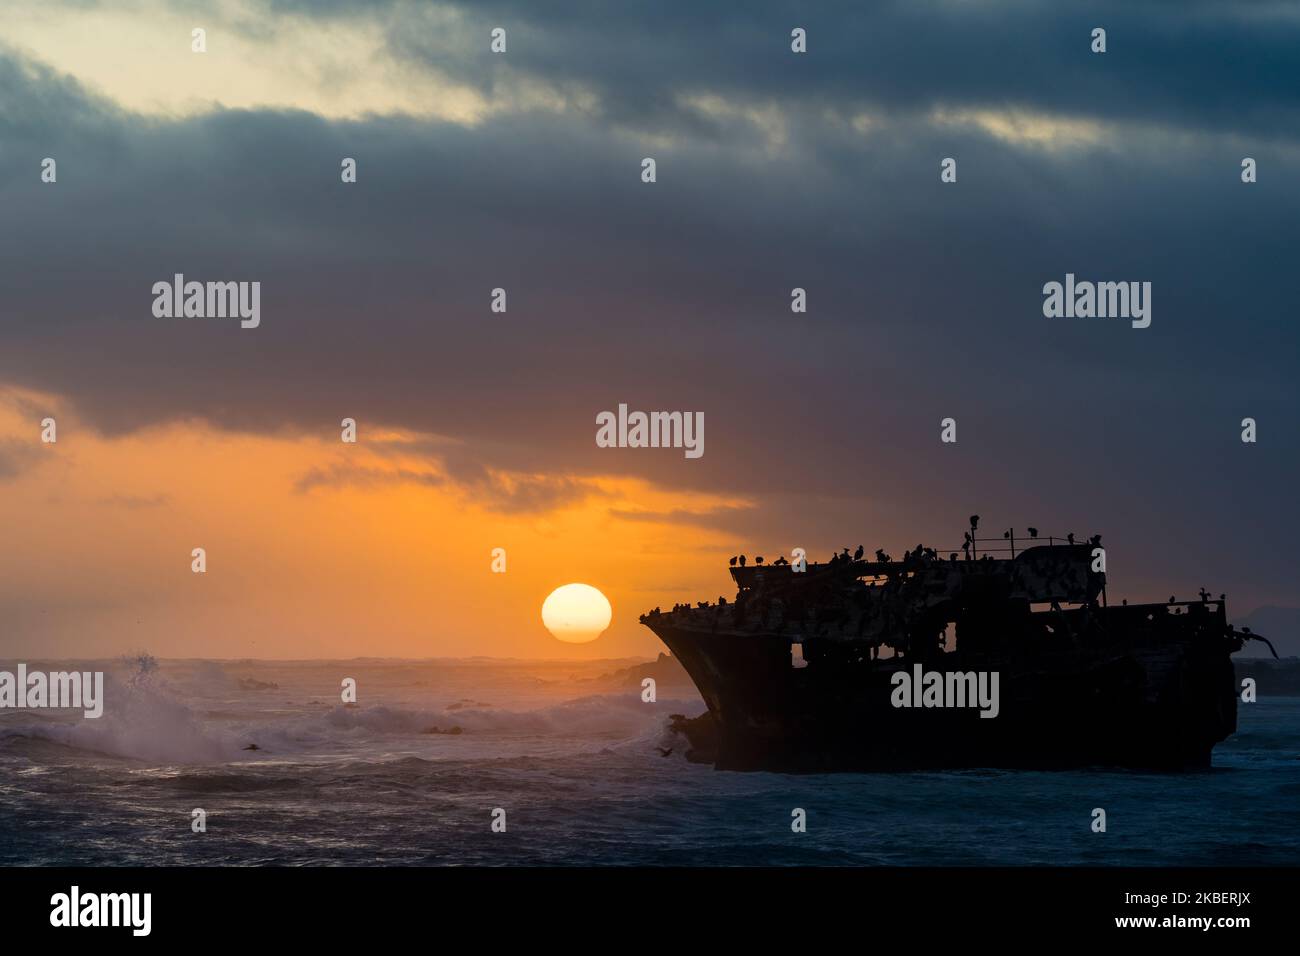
<box><xmin>541</xmin><ymin>583</ymin><xmax>613</xmax><ymax>644</ymax></box>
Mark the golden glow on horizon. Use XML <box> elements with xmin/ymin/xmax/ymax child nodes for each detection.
<box><xmin>0</xmin><ymin>386</ymin><xmax>747</xmax><ymax>660</ymax></box>
<box><xmin>541</xmin><ymin>584</ymin><xmax>613</xmax><ymax>644</ymax></box>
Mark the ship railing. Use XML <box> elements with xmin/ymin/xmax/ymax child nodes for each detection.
<box><xmin>860</xmin><ymin>538</ymin><xmax>1082</xmax><ymax>562</ymax></box>
<box><xmin>952</xmin><ymin>534</ymin><xmax>1088</xmax><ymax>561</ymax></box>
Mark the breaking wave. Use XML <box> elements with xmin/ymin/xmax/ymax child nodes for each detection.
<box><xmin>0</xmin><ymin>655</ymin><xmax>705</xmax><ymax>764</ymax></box>
<box><xmin>0</xmin><ymin>654</ymin><xmax>236</xmax><ymax>764</ymax></box>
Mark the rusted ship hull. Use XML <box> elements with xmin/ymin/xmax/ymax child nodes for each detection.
<box><xmin>647</xmin><ymin>601</ymin><xmax>1240</xmax><ymax>772</ymax></box>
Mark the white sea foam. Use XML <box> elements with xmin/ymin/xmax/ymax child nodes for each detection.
<box><xmin>0</xmin><ymin>656</ymin><xmax>704</xmax><ymax>765</ymax></box>
<box><xmin>0</xmin><ymin>656</ymin><xmax>236</xmax><ymax>763</ymax></box>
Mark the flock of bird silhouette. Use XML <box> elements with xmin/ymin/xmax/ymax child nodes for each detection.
<box><xmin>724</xmin><ymin>517</ymin><xmax>1229</xmax><ymax>616</ymax></box>
<box><xmin>726</xmin><ymin>519</ymin><xmax>1098</xmax><ymax>571</ymax></box>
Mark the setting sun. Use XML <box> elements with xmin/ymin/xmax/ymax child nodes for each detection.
<box><xmin>541</xmin><ymin>583</ymin><xmax>613</xmax><ymax>644</ymax></box>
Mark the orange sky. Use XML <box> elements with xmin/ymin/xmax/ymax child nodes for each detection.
<box><xmin>0</xmin><ymin>386</ymin><xmax>749</xmax><ymax>659</ymax></box>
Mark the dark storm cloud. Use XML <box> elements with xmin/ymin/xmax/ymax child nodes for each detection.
<box><xmin>1</xmin><ymin>0</ymin><xmax>1297</xmax><ymax>605</ymax></box>
<box><xmin>246</xmin><ymin>0</ymin><xmax>1300</xmax><ymax>143</ymax></box>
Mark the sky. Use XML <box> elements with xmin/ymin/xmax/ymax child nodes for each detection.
<box><xmin>1</xmin><ymin>0</ymin><xmax>1297</xmax><ymax>659</ymax></box>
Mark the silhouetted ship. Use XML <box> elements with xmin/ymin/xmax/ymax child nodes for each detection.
<box><xmin>641</xmin><ymin>519</ymin><xmax>1274</xmax><ymax>772</ymax></box>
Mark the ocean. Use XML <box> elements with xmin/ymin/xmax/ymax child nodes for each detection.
<box><xmin>1</xmin><ymin>656</ymin><xmax>1296</xmax><ymax>866</ymax></box>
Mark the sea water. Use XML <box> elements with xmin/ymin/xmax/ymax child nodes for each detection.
<box><xmin>0</xmin><ymin>656</ymin><xmax>1295</xmax><ymax>866</ymax></box>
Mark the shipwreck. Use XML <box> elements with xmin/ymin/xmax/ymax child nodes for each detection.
<box><xmin>641</xmin><ymin>518</ymin><xmax>1273</xmax><ymax>772</ymax></box>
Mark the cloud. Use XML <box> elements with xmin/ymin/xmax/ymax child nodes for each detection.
<box><xmin>0</xmin><ymin>2</ymin><xmax>1296</xmax><ymax>610</ymax></box>
<box><xmin>293</xmin><ymin>462</ymin><xmax>445</xmax><ymax>493</ymax></box>
<box><xmin>293</xmin><ymin>453</ymin><xmax>607</xmax><ymax>514</ymax></box>
<box><xmin>13</xmin><ymin>1</ymin><xmax>1300</xmax><ymax>142</ymax></box>
<box><xmin>0</xmin><ymin>439</ymin><xmax>43</xmax><ymax>481</ymax></box>
<box><xmin>609</xmin><ymin>504</ymin><xmax>758</xmax><ymax>532</ymax></box>
<box><xmin>96</xmin><ymin>493</ymin><xmax>172</xmax><ymax>508</ymax></box>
